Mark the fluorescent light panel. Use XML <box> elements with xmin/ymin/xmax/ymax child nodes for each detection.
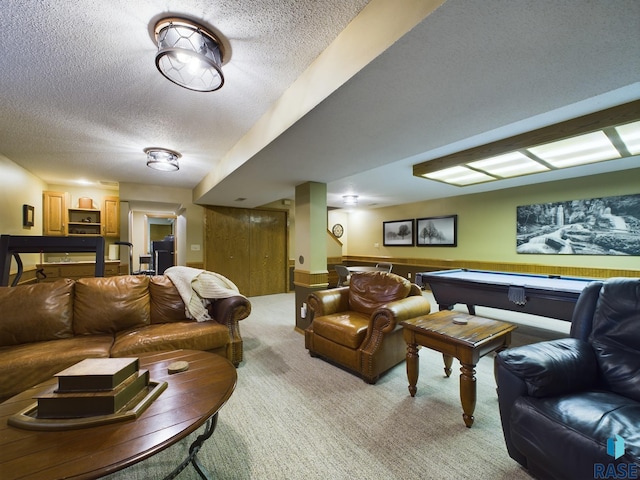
<box><xmin>615</xmin><ymin>120</ymin><xmax>640</xmax><ymax>155</ymax></box>
<box><xmin>418</xmin><ymin>119</ymin><xmax>639</xmax><ymax>186</ymax></box>
<box><xmin>422</xmin><ymin>166</ymin><xmax>495</xmax><ymax>186</ymax></box>
<box><xmin>468</xmin><ymin>152</ymin><xmax>549</xmax><ymax>177</ymax></box>
<box><xmin>528</xmin><ymin>131</ymin><xmax>620</xmax><ymax>168</ymax></box>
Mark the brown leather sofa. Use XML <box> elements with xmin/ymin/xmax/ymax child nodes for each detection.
<box><xmin>0</xmin><ymin>275</ymin><xmax>251</xmax><ymax>401</ymax></box>
<box><xmin>305</xmin><ymin>271</ymin><xmax>431</xmax><ymax>383</ymax></box>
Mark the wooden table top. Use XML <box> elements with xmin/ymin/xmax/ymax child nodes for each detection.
<box><xmin>0</xmin><ymin>350</ymin><xmax>237</xmax><ymax>480</ymax></box>
<box><xmin>401</xmin><ymin>310</ymin><xmax>517</xmax><ymax>348</ymax></box>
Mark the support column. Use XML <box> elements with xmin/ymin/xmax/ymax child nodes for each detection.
<box><xmin>294</xmin><ymin>182</ymin><xmax>328</xmax><ymax>331</ymax></box>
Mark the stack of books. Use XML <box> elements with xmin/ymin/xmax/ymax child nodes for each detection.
<box><xmin>35</xmin><ymin>358</ymin><xmax>149</xmax><ymax>419</ymax></box>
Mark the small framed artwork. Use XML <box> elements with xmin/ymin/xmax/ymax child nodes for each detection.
<box><xmin>416</xmin><ymin>215</ymin><xmax>457</xmax><ymax>246</ymax></box>
<box><xmin>23</xmin><ymin>204</ymin><xmax>34</xmax><ymax>227</ymax></box>
<box><xmin>383</xmin><ymin>219</ymin><xmax>415</xmax><ymax>246</ymax></box>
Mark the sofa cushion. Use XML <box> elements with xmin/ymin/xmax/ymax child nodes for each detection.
<box><xmin>73</xmin><ymin>276</ymin><xmax>151</xmax><ymax>335</ymax></box>
<box><xmin>348</xmin><ymin>272</ymin><xmax>411</xmax><ymax>315</ymax></box>
<box><xmin>312</xmin><ymin>311</ymin><xmax>370</xmax><ymax>349</ymax></box>
<box><xmin>149</xmin><ymin>275</ymin><xmax>188</xmax><ymax>324</ymax></box>
<box><xmin>589</xmin><ymin>278</ymin><xmax>640</xmax><ymax>402</ymax></box>
<box><xmin>0</xmin><ymin>335</ymin><xmax>112</xmax><ymax>401</ymax></box>
<box><xmin>110</xmin><ymin>321</ymin><xmax>229</xmax><ymax>356</ymax></box>
<box><xmin>0</xmin><ymin>279</ymin><xmax>74</xmax><ymax>347</ymax></box>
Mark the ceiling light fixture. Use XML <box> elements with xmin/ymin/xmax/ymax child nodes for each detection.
<box><xmin>154</xmin><ymin>17</ymin><xmax>225</xmax><ymax>92</ymax></box>
<box><xmin>413</xmin><ymin>100</ymin><xmax>640</xmax><ymax>186</ymax></box>
<box><xmin>144</xmin><ymin>148</ymin><xmax>181</xmax><ymax>171</ymax></box>
<box><xmin>343</xmin><ymin>195</ymin><xmax>359</xmax><ymax>206</ymax></box>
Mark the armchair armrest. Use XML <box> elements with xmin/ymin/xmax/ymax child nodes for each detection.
<box><xmin>368</xmin><ymin>295</ymin><xmax>432</xmax><ymax>334</ymax></box>
<box><xmin>497</xmin><ymin>338</ymin><xmax>598</xmax><ymax>398</ymax></box>
<box><xmin>307</xmin><ymin>287</ymin><xmax>350</xmax><ymax>317</ymax></box>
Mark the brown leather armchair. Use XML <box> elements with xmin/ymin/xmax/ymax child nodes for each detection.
<box><xmin>305</xmin><ymin>271</ymin><xmax>431</xmax><ymax>383</ymax></box>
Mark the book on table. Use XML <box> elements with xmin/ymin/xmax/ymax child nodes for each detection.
<box><xmin>35</xmin><ymin>369</ymin><xmax>150</xmax><ymax>418</ymax></box>
<box><xmin>54</xmin><ymin>357</ymin><xmax>139</xmax><ymax>392</ymax></box>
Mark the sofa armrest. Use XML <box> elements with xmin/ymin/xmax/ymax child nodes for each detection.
<box><xmin>207</xmin><ymin>295</ymin><xmax>252</xmax><ymax>326</ymax></box>
<box><xmin>496</xmin><ymin>338</ymin><xmax>598</xmax><ymax>398</ymax></box>
<box><xmin>307</xmin><ymin>287</ymin><xmax>350</xmax><ymax>318</ymax></box>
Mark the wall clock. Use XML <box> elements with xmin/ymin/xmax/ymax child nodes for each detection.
<box><xmin>332</xmin><ymin>223</ymin><xmax>344</xmax><ymax>238</ymax></box>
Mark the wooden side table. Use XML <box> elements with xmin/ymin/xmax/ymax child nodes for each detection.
<box><xmin>401</xmin><ymin>311</ymin><xmax>516</xmax><ymax>427</ymax></box>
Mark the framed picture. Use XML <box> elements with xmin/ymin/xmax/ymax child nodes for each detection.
<box><xmin>416</xmin><ymin>215</ymin><xmax>457</xmax><ymax>246</ymax></box>
<box><xmin>23</xmin><ymin>204</ymin><xmax>34</xmax><ymax>227</ymax></box>
<box><xmin>383</xmin><ymin>219</ymin><xmax>414</xmax><ymax>246</ymax></box>
<box><xmin>517</xmin><ymin>193</ymin><xmax>640</xmax><ymax>255</ymax></box>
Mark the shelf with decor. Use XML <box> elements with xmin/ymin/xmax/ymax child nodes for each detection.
<box><xmin>67</xmin><ymin>208</ymin><xmax>101</xmax><ymax>236</ymax></box>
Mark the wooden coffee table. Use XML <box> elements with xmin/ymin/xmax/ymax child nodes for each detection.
<box><xmin>401</xmin><ymin>311</ymin><xmax>516</xmax><ymax>427</ymax></box>
<box><xmin>0</xmin><ymin>349</ymin><xmax>237</xmax><ymax>479</ymax></box>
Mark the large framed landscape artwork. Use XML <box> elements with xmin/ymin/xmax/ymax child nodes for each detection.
<box><xmin>516</xmin><ymin>194</ymin><xmax>640</xmax><ymax>255</ymax></box>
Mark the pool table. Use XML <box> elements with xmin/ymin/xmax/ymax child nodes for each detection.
<box><xmin>417</xmin><ymin>269</ymin><xmax>596</xmax><ymax>321</ymax></box>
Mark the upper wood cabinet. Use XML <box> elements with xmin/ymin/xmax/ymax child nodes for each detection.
<box><xmin>102</xmin><ymin>196</ymin><xmax>120</xmax><ymax>238</ymax></box>
<box><xmin>42</xmin><ymin>191</ymin><xmax>68</xmax><ymax>236</ymax></box>
<box><xmin>42</xmin><ymin>191</ymin><xmax>119</xmax><ymax>237</ymax></box>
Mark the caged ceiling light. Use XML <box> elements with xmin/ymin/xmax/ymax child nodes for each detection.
<box><xmin>154</xmin><ymin>17</ymin><xmax>225</xmax><ymax>92</ymax></box>
<box><xmin>144</xmin><ymin>148</ymin><xmax>181</xmax><ymax>171</ymax></box>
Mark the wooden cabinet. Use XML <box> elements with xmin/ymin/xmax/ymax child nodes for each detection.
<box><xmin>102</xmin><ymin>196</ymin><xmax>120</xmax><ymax>237</ymax></box>
<box><xmin>42</xmin><ymin>192</ymin><xmax>119</xmax><ymax>237</ymax></box>
<box><xmin>42</xmin><ymin>191</ymin><xmax>68</xmax><ymax>236</ymax></box>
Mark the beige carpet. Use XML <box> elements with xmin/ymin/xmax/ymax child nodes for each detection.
<box><xmin>104</xmin><ymin>292</ymin><xmax>549</xmax><ymax>480</ymax></box>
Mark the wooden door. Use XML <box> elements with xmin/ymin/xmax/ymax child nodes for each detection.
<box><xmin>250</xmin><ymin>210</ymin><xmax>287</xmax><ymax>296</ymax></box>
<box><xmin>42</xmin><ymin>191</ymin><xmax>68</xmax><ymax>236</ymax></box>
<box><xmin>204</xmin><ymin>206</ymin><xmax>251</xmax><ymax>295</ymax></box>
<box><xmin>102</xmin><ymin>196</ymin><xmax>120</xmax><ymax>237</ymax></box>
<box><xmin>204</xmin><ymin>206</ymin><xmax>287</xmax><ymax>296</ymax></box>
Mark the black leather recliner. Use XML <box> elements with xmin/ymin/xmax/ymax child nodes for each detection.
<box><xmin>496</xmin><ymin>277</ymin><xmax>640</xmax><ymax>480</ymax></box>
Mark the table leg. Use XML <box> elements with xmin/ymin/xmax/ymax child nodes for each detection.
<box><xmin>406</xmin><ymin>342</ymin><xmax>419</xmax><ymax>397</ymax></box>
<box><xmin>164</xmin><ymin>413</ymin><xmax>218</xmax><ymax>480</ymax></box>
<box><xmin>459</xmin><ymin>363</ymin><xmax>476</xmax><ymax>428</ymax></box>
<box><xmin>442</xmin><ymin>354</ymin><xmax>453</xmax><ymax>377</ymax></box>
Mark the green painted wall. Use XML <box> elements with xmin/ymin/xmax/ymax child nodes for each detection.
<box><xmin>346</xmin><ymin>168</ymin><xmax>640</xmax><ymax>271</ymax></box>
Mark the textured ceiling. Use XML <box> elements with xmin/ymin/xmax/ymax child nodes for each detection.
<box><xmin>1</xmin><ymin>0</ymin><xmax>639</xmax><ymax>210</ymax></box>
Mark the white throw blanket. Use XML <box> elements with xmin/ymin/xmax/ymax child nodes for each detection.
<box><xmin>165</xmin><ymin>266</ymin><xmax>244</xmax><ymax>322</ymax></box>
